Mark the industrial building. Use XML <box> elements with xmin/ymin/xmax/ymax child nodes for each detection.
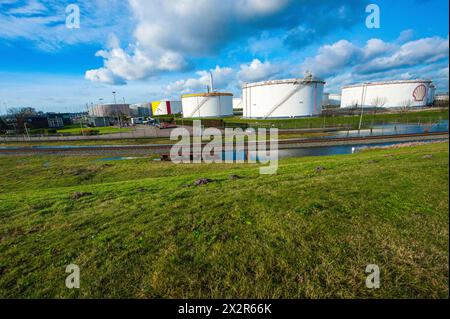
<box><xmin>323</xmin><ymin>93</ymin><xmax>342</xmax><ymax>106</ymax></box>
<box><xmin>181</xmin><ymin>92</ymin><xmax>234</xmax><ymax>118</ymax></box>
<box><xmin>340</xmin><ymin>80</ymin><xmax>434</xmax><ymax>108</ymax></box>
<box><xmin>88</xmin><ymin>103</ymin><xmax>130</xmax><ymax>117</ymax></box>
<box><xmin>130</xmin><ymin>103</ymin><xmax>151</xmax><ymax>117</ymax></box>
<box><xmin>87</xmin><ymin>116</ymin><xmax>116</xmax><ymax>127</ymax></box>
<box><xmin>151</xmin><ymin>100</ymin><xmax>182</xmax><ymax>116</ymax></box>
<box><xmin>242</xmin><ymin>76</ymin><xmax>325</xmax><ymax>118</ymax></box>
<box><xmin>435</xmin><ymin>93</ymin><xmax>449</xmax><ymax>102</ymax></box>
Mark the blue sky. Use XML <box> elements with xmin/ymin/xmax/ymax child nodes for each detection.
<box><xmin>0</xmin><ymin>0</ymin><xmax>448</xmax><ymax>113</ymax></box>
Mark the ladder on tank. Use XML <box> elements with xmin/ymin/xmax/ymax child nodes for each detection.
<box><xmin>263</xmin><ymin>80</ymin><xmax>308</xmax><ymax>119</ymax></box>
<box><xmin>187</xmin><ymin>96</ymin><xmax>211</xmax><ymax>118</ymax></box>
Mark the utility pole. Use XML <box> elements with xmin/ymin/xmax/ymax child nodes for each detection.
<box><xmin>358</xmin><ymin>84</ymin><xmax>366</xmax><ymax>131</ymax></box>
<box><xmin>112</xmin><ymin>91</ymin><xmax>120</xmax><ymax>127</ymax></box>
<box><xmin>24</xmin><ymin>122</ymin><xmax>30</xmax><ymax>141</ymax></box>
<box><xmin>99</xmin><ymin>98</ymin><xmax>105</xmax><ymax>126</ymax></box>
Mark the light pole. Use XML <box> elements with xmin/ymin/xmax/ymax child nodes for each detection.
<box><xmin>112</xmin><ymin>91</ymin><xmax>120</xmax><ymax>127</ymax></box>
<box><xmin>24</xmin><ymin>122</ymin><xmax>30</xmax><ymax>141</ymax></box>
<box><xmin>99</xmin><ymin>98</ymin><xmax>106</xmax><ymax>126</ymax></box>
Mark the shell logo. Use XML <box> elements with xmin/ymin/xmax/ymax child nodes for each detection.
<box><xmin>412</xmin><ymin>84</ymin><xmax>427</xmax><ymax>102</ymax></box>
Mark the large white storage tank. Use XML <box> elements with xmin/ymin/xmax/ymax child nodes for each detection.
<box><xmin>243</xmin><ymin>77</ymin><xmax>325</xmax><ymax>118</ymax></box>
<box><xmin>233</xmin><ymin>98</ymin><xmax>243</xmax><ymax>109</ymax></box>
<box><xmin>340</xmin><ymin>80</ymin><xmax>433</xmax><ymax>108</ymax></box>
<box><xmin>181</xmin><ymin>92</ymin><xmax>233</xmax><ymax>118</ymax></box>
<box><xmin>151</xmin><ymin>100</ymin><xmax>182</xmax><ymax>116</ymax></box>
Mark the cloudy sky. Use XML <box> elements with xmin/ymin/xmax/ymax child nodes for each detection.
<box><xmin>0</xmin><ymin>0</ymin><xmax>448</xmax><ymax>112</ymax></box>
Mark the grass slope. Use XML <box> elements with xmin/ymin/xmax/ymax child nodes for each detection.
<box><xmin>194</xmin><ymin>109</ymin><xmax>449</xmax><ymax>129</ymax></box>
<box><xmin>0</xmin><ymin>142</ymin><xmax>448</xmax><ymax>298</ymax></box>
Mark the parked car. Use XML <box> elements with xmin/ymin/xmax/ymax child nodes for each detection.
<box><xmin>156</xmin><ymin>122</ymin><xmax>177</xmax><ymax>129</ymax></box>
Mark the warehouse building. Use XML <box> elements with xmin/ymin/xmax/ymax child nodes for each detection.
<box><xmin>88</xmin><ymin>103</ymin><xmax>130</xmax><ymax>117</ymax></box>
<box><xmin>130</xmin><ymin>103</ymin><xmax>151</xmax><ymax>117</ymax></box>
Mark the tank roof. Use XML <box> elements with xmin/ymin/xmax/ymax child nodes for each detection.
<box><xmin>342</xmin><ymin>79</ymin><xmax>432</xmax><ymax>89</ymax></box>
<box><xmin>181</xmin><ymin>92</ymin><xmax>233</xmax><ymax>98</ymax></box>
<box><xmin>243</xmin><ymin>78</ymin><xmax>325</xmax><ymax>88</ymax></box>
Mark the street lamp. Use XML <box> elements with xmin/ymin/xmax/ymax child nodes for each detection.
<box><xmin>112</xmin><ymin>91</ymin><xmax>120</xmax><ymax>127</ymax></box>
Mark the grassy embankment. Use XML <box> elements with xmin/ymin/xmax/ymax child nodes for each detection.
<box><xmin>0</xmin><ymin>132</ymin><xmax>332</xmax><ymax>147</ymax></box>
<box><xmin>180</xmin><ymin>109</ymin><xmax>449</xmax><ymax>129</ymax></box>
<box><xmin>0</xmin><ymin>142</ymin><xmax>448</xmax><ymax>298</ymax></box>
<box><xmin>56</xmin><ymin>125</ymin><xmax>132</xmax><ymax>135</ymax></box>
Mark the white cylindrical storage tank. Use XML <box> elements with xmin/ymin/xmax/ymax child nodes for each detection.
<box><xmin>328</xmin><ymin>94</ymin><xmax>341</xmax><ymax>106</ymax></box>
<box><xmin>181</xmin><ymin>92</ymin><xmax>233</xmax><ymax>118</ymax></box>
<box><xmin>242</xmin><ymin>78</ymin><xmax>325</xmax><ymax>118</ymax></box>
<box><xmin>340</xmin><ymin>80</ymin><xmax>433</xmax><ymax>108</ymax></box>
<box><xmin>232</xmin><ymin>98</ymin><xmax>243</xmax><ymax>109</ymax></box>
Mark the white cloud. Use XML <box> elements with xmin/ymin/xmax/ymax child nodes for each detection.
<box><xmin>300</xmin><ymin>34</ymin><xmax>449</xmax><ymax>81</ymax></box>
<box><xmin>363</xmin><ymin>39</ymin><xmax>394</xmax><ymax>59</ymax></box>
<box><xmin>298</xmin><ymin>32</ymin><xmax>449</xmax><ymax>93</ymax></box>
<box><xmin>397</xmin><ymin>29</ymin><xmax>414</xmax><ymax>43</ymax></box>
<box><xmin>356</xmin><ymin>36</ymin><xmax>449</xmax><ymax>74</ymax></box>
<box><xmin>85</xmin><ymin>67</ymin><xmax>126</xmax><ymax>85</ymax></box>
<box><xmin>300</xmin><ymin>40</ymin><xmax>361</xmax><ymax>77</ymax></box>
<box><xmin>0</xmin><ymin>0</ymin><xmax>132</xmax><ymax>51</ymax></box>
<box><xmin>237</xmin><ymin>59</ymin><xmax>280</xmax><ymax>83</ymax></box>
<box><xmin>87</xmin><ymin>45</ymin><xmax>186</xmax><ymax>84</ymax></box>
<box><xmin>86</xmin><ymin>0</ymin><xmax>363</xmax><ymax>84</ymax></box>
<box><xmin>7</xmin><ymin>0</ymin><xmax>47</xmax><ymax>15</ymax></box>
<box><xmin>164</xmin><ymin>65</ymin><xmax>236</xmax><ymax>97</ymax></box>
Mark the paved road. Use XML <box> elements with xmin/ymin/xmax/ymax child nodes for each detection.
<box><xmin>0</xmin><ymin>126</ymin><xmax>353</xmax><ymax>143</ymax></box>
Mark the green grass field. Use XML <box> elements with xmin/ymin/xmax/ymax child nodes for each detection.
<box><xmin>56</xmin><ymin>126</ymin><xmax>132</xmax><ymax>135</ymax></box>
<box><xmin>180</xmin><ymin>109</ymin><xmax>449</xmax><ymax>129</ymax></box>
<box><xmin>0</xmin><ymin>142</ymin><xmax>448</xmax><ymax>298</ymax></box>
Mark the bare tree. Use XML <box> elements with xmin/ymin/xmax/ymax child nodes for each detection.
<box><xmin>371</xmin><ymin>97</ymin><xmax>387</xmax><ymax>114</ymax></box>
<box><xmin>399</xmin><ymin>99</ymin><xmax>413</xmax><ymax>113</ymax></box>
<box><xmin>7</xmin><ymin>107</ymin><xmax>37</xmax><ymax>132</ymax></box>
